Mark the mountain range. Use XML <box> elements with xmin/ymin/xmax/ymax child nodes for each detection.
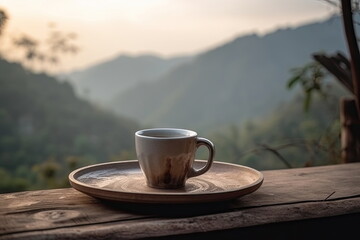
<box><xmin>67</xmin><ymin>15</ymin><xmax>351</xmax><ymax>131</ymax></box>
<box><xmin>67</xmin><ymin>54</ymin><xmax>191</xmax><ymax>103</ymax></box>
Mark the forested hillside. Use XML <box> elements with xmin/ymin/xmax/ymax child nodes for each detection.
<box><xmin>0</xmin><ymin>59</ymin><xmax>139</xmax><ymax>193</ymax></box>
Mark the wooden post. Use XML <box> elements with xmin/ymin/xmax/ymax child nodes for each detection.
<box><xmin>341</xmin><ymin>0</ymin><xmax>360</xmax><ymax>117</ymax></box>
<box><xmin>340</xmin><ymin>98</ymin><xmax>360</xmax><ymax>162</ymax></box>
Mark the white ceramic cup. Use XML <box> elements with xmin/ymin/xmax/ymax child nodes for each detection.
<box><xmin>135</xmin><ymin>128</ymin><xmax>215</xmax><ymax>189</ymax></box>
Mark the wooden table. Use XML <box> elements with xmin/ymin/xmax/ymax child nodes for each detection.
<box><xmin>1</xmin><ymin>163</ymin><xmax>360</xmax><ymax>239</ymax></box>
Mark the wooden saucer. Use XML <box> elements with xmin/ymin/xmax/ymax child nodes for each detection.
<box><xmin>69</xmin><ymin>160</ymin><xmax>263</xmax><ymax>204</ymax></box>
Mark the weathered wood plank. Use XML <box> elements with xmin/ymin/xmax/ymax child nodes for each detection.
<box><xmin>2</xmin><ymin>197</ymin><xmax>360</xmax><ymax>240</ymax></box>
<box><xmin>1</xmin><ymin>163</ymin><xmax>360</xmax><ymax>239</ymax></box>
<box><xmin>236</xmin><ymin>162</ymin><xmax>360</xmax><ymax>207</ymax></box>
<box><xmin>0</xmin><ymin>189</ymin><xmax>148</xmax><ymax>235</ymax></box>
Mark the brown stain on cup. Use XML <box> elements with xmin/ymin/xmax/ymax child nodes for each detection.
<box><xmin>163</xmin><ymin>158</ymin><xmax>172</xmax><ymax>185</ymax></box>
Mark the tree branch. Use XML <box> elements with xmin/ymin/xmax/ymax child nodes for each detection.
<box><xmin>313</xmin><ymin>52</ymin><xmax>354</xmax><ymax>94</ymax></box>
<box><xmin>258</xmin><ymin>144</ymin><xmax>293</xmax><ymax>168</ymax></box>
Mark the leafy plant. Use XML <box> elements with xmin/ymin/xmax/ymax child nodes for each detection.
<box><xmin>287</xmin><ymin>61</ymin><xmax>328</xmax><ymax>111</ymax></box>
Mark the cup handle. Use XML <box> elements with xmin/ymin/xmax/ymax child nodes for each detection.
<box><xmin>188</xmin><ymin>137</ymin><xmax>215</xmax><ymax>178</ymax></box>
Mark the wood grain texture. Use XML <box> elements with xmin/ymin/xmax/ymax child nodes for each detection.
<box><xmin>1</xmin><ymin>162</ymin><xmax>360</xmax><ymax>239</ymax></box>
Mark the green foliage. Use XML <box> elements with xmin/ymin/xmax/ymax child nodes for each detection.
<box><xmin>287</xmin><ymin>61</ymin><xmax>328</xmax><ymax>111</ymax></box>
<box><xmin>211</xmin><ymin>87</ymin><xmax>343</xmax><ymax>170</ymax></box>
<box><xmin>0</xmin><ymin>168</ymin><xmax>28</xmax><ymax>192</ymax></box>
<box><xmin>0</xmin><ymin>59</ymin><xmax>139</xmax><ymax>193</ymax></box>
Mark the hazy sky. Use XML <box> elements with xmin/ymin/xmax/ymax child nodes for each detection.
<box><xmin>0</xmin><ymin>0</ymin><xmax>336</xmax><ymax>72</ymax></box>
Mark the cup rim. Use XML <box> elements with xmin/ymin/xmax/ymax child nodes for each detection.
<box><xmin>135</xmin><ymin>128</ymin><xmax>197</xmax><ymax>139</ymax></box>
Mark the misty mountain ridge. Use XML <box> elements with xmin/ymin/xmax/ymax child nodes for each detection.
<box><xmin>108</xmin><ymin>15</ymin><xmax>351</xmax><ymax>131</ymax></box>
<box><xmin>67</xmin><ymin>54</ymin><xmax>192</xmax><ymax>103</ymax></box>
